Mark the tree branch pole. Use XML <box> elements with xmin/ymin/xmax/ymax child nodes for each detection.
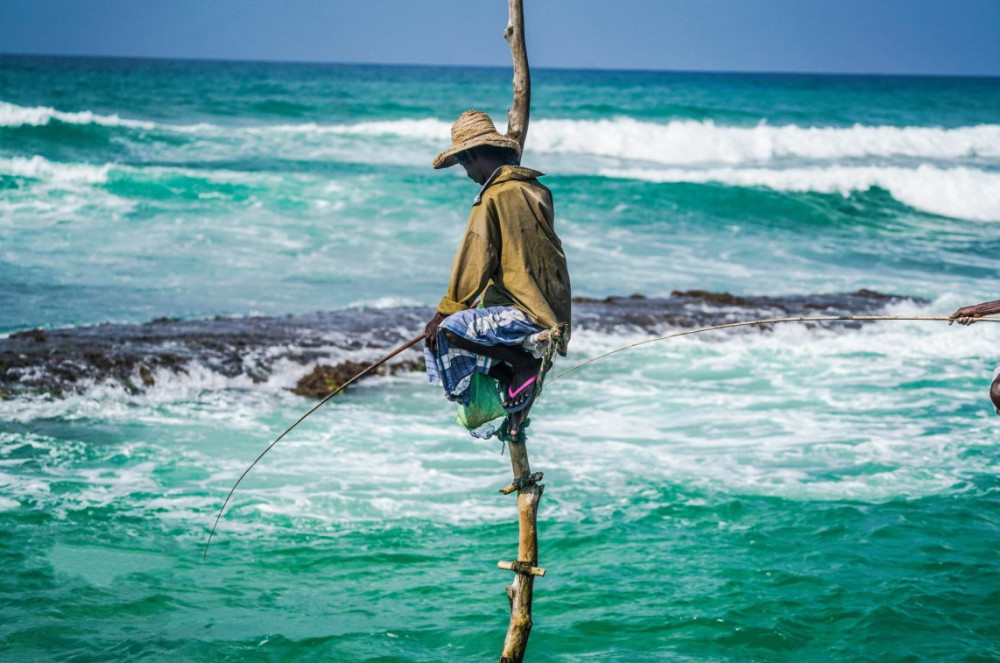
<box><xmin>498</xmin><ymin>439</ymin><xmax>544</xmax><ymax>663</ymax></box>
<box><xmin>504</xmin><ymin>0</ymin><xmax>530</xmax><ymax>154</ymax></box>
<box><xmin>493</xmin><ymin>3</ymin><xmax>543</xmax><ymax>659</ymax></box>
<box><xmin>498</xmin><ymin>4</ymin><xmax>541</xmax><ymax>660</ymax></box>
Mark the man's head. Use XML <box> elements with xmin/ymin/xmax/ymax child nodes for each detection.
<box><xmin>433</xmin><ymin>110</ymin><xmax>521</xmax><ymax>183</ymax></box>
<box><xmin>454</xmin><ymin>144</ymin><xmax>520</xmax><ymax>185</ymax></box>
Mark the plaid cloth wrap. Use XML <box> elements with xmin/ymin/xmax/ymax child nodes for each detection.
<box><xmin>425</xmin><ymin>306</ymin><xmax>545</xmax><ymax>405</ymax></box>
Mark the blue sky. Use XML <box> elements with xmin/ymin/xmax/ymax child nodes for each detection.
<box><xmin>2</xmin><ymin>0</ymin><xmax>999</xmax><ymax>76</ymax></box>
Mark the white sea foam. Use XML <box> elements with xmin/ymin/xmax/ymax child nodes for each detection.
<box><xmin>2</xmin><ymin>310</ymin><xmax>997</xmax><ymax>530</ymax></box>
<box><xmin>0</xmin><ymin>154</ymin><xmax>293</xmax><ymax>191</ymax></box>
<box><xmin>0</xmin><ymin>346</ymin><xmax>421</xmax><ymax>425</ymax></box>
<box><xmin>223</xmin><ymin>118</ymin><xmax>1000</xmax><ymax>170</ymax></box>
<box><xmin>0</xmin><ymin>100</ymin><xmax>155</xmax><ymax>129</ymax></box>
<box><xmin>219</xmin><ymin>117</ymin><xmax>1000</xmax><ymax>165</ymax></box>
<box><xmin>4</xmin><ymin>300</ymin><xmax>998</xmax><ymax>513</ymax></box>
<box><xmin>240</xmin><ymin>118</ymin><xmax>450</xmax><ymax>140</ymax></box>
<box><xmin>530</xmin><ymin>118</ymin><xmax>1000</xmax><ymax>165</ymax></box>
<box><xmin>8</xmin><ymin>116</ymin><xmax>999</xmax><ymax>225</ymax></box>
<box><xmin>0</xmin><ymin>155</ymin><xmax>111</xmax><ymax>183</ymax></box>
<box><xmin>347</xmin><ymin>295</ymin><xmax>425</xmax><ymax>309</ymax></box>
<box><xmin>8</xmin><ymin>98</ymin><xmax>995</xmax><ymax>169</ymax></box>
<box><xmin>536</xmin><ymin>306</ymin><xmax>1000</xmax><ymax>504</ymax></box>
<box><xmin>600</xmin><ymin>164</ymin><xmax>1000</xmax><ymax>222</ymax></box>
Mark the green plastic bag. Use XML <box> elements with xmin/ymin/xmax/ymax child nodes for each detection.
<box><xmin>456</xmin><ymin>372</ymin><xmax>507</xmax><ymax>430</ymax></box>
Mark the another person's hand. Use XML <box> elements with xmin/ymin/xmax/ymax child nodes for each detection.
<box><xmin>949</xmin><ymin>305</ymin><xmax>981</xmax><ymax>326</ymax></box>
<box><xmin>424</xmin><ymin>312</ymin><xmax>447</xmax><ymax>351</ymax></box>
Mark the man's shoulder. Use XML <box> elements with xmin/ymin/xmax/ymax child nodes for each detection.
<box><xmin>482</xmin><ymin>166</ymin><xmax>550</xmax><ymax>201</ymax></box>
<box><xmin>495</xmin><ymin>165</ymin><xmax>545</xmax><ymax>182</ymax></box>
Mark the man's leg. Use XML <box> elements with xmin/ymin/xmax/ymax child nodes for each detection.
<box><xmin>442</xmin><ymin>329</ymin><xmax>540</xmax><ymax>409</ymax></box>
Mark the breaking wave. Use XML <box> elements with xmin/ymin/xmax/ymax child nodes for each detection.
<box><xmin>4</xmin><ymin>99</ymin><xmax>998</xmax><ymax>166</ymax></box>
<box><xmin>5</xmin><ymin>100</ymin><xmax>999</xmax><ymax>222</ymax></box>
<box><xmin>6</xmin><ymin>154</ymin><xmax>997</xmax><ymax>222</ymax></box>
<box><xmin>600</xmin><ymin>164</ymin><xmax>1000</xmax><ymax>222</ymax></box>
<box><xmin>530</xmin><ymin>118</ymin><xmax>1000</xmax><ymax>165</ymax></box>
<box><xmin>0</xmin><ymin>155</ymin><xmax>111</xmax><ymax>183</ymax></box>
<box><xmin>224</xmin><ymin>117</ymin><xmax>1000</xmax><ymax>166</ymax></box>
<box><xmin>0</xmin><ymin>100</ymin><xmax>155</xmax><ymax>129</ymax></box>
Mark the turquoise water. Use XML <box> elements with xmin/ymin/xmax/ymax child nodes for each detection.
<box><xmin>2</xmin><ymin>55</ymin><xmax>1000</xmax><ymax>661</ymax></box>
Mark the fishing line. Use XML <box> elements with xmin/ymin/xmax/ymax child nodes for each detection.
<box><xmin>203</xmin><ymin>332</ymin><xmax>425</xmax><ymax>559</ymax></box>
<box><xmin>551</xmin><ymin>315</ymin><xmax>1000</xmax><ymax>382</ymax></box>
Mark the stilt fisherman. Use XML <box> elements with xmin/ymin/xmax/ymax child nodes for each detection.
<box><xmin>424</xmin><ymin>110</ymin><xmax>572</xmax><ymax>430</ymax></box>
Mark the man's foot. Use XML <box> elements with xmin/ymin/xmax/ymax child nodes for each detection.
<box><xmin>507</xmin><ymin>408</ymin><xmax>528</xmax><ymax>436</ymax></box>
<box><xmin>502</xmin><ymin>358</ymin><xmax>541</xmax><ymax>413</ymax></box>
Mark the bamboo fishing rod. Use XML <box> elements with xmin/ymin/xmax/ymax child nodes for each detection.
<box><xmin>203</xmin><ymin>332</ymin><xmax>425</xmax><ymax>559</ymax></box>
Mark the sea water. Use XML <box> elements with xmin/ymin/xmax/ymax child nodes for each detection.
<box><xmin>1</xmin><ymin>55</ymin><xmax>999</xmax><ymax>661</ymax></box>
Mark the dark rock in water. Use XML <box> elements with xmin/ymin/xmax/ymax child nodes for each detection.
<box><xmin>670</xmin><ymin>290</ymin><xmax>751</xmax><ymax>306</ymax></box>
<box><xmin>0</xmin><ymin>306</ymin><xmax>431</xmax><ymax>399</ymax></box>
<box><xmin>9</xmin><ymin>328</ymin><xmax>48</xmax><ymax>343</ymax></box>
<box><xmin>571</xmin><ymin>288</ymin><xmax>918</xmax><ymax>334</ymax></box>
<box><xmin>0</xmin><ymin>290</ymin><xmax>921</xmax><ymax>399</ymax></box>
<box><xmin>292</xmin><ymin>358</ymin><xmax>425</xmax><ymax>398</ymax></box>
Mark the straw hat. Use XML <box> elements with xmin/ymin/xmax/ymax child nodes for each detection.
<box><xmin>432</xmin><ymin>110</ymin><xmax>522</xmax><ymax>169</ymax></box>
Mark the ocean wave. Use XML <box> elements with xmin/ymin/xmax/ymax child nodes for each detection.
<box><xmin>238</xmin><ymin>117</ymin><xmax>449</xmax><ymax>140</ymax></box>
<box><xmin>0</xmin><ymin>155</ymin><xmax>110</xmax><ymax>183</ymax></box>
<box><xmin>5</xmin><ymin>98</ymin><xmax>998</xmax><ymax>168</ymax></box>
<box><xmin>0</xmin><ymin>154</ymin><xmax>284</xmax><ymax>187</ymax></box>
<box><xmin>201</xmin><ymin>117</ymin><xmax>1000</xmax><ymax>166</ymax></box>
<box><xmin>229</xmin><ymin>117</ymin><xmax>1000</xmax><ymax>166</ymax></box>
<box><xmin>531</xmin><ymin>118</ymin><xmax>1000</xmax><ymax>165</ymax></box>
<box><xmin>0</xmin><ymin>99</ymin><xmax>448</xmax><ymax>140</ymax></box>
<box><xmin>600</xmin><ymin>164</ymin><xmax>1000</xmax><ymax>222</ymax></box>
<box><xmin>6</xmin><ymin>150</ymin><xmax>998</xmax><ymax>223</ymax></box>
<box><xmin>0</xmin><ymin>100</ymin><xmax>155</xmax><ymax>130</ymax></box>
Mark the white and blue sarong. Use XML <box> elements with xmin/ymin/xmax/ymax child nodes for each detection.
<box><xmin>425</xmin><ymin>306</ymin><xmax>545</xmax><ymax>405</ymax></box>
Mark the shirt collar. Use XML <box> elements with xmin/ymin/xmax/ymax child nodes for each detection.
<box><xmin>472</xmin><ymin>165</ymin><xmax>545</xmax><ymax>205</ymax></box>
<box><xmin>473</xmin><ymin>167</ymin><xmax>504</xmax><ymax>206</ymax></box>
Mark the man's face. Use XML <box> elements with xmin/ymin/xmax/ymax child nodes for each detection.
<box><xmin>457</xmin><ymin>150</ymin><xmax>490</xmax><ymax>185</ymax></box>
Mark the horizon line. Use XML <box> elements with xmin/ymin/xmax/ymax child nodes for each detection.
<box><xmin>2</xmin><ymin>51</ymin><xmax>998</xmax><ymax>81</ymax></box>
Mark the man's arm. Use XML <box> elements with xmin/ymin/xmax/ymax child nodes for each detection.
<box><xmin>949</xmin><ymin>299</ymin><xmax>1000</xmax><ymax>325</ymax></box>
<box><xmin>425</xmin><ymin>206</ymin><xmax>499</xmax><ymax>351</ymax></box>
<box><xmin>436</xmin><ymin>230</ymin><xmax>498</xmax><ymax>316</ymax></box>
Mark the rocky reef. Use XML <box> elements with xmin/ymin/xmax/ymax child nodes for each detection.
<box><xmin>0</xmin><ymin>289</ymin><xmax>917</xmax><ymax>399</ymax></box>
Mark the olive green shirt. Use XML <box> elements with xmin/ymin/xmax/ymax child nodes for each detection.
<box><xmin>436</xmin><ymin>165</ymin><xmax>572</xmax><ymax>353</ymax></box>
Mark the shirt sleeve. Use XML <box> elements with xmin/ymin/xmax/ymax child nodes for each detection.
<box><xmin>436</xmin><ymin>202</ymin><xmax>500</xmax><ymax>315</ymax></box>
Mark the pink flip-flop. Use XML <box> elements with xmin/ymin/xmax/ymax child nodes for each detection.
<box><xmin>503</xmin><ymin>375</ymin><xmax>537</xmax><ymax>413</ymax></box>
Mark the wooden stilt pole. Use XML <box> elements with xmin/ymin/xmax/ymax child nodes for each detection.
<box><xmin>497</xmin><ymin>429</ymin><xmax>544</xmax><ymax>663</ymax></box>
<box><xmin>503</xmin><ymin>0</ymin><xmax>530</xmax><ymax>153</ymax></box>
<box><xmin>498</xmin><ymin>3</ymin><xmax>540</xmax><ymax>659</ymax></box>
